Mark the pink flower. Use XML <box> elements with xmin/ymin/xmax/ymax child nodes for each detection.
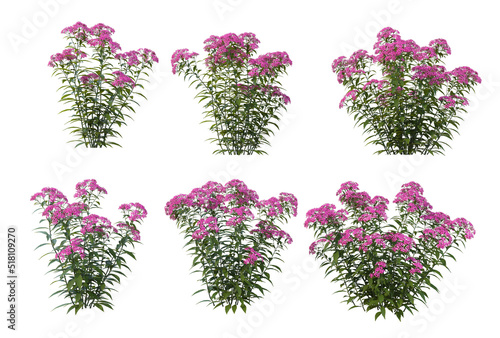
<box><xmin>406</xmin><ymin>257</ymin><xmax>423</xmax><ymax>274</ymax></box>
<box><xmin>119</xmin><ymin>203</ymin><xmax>148</xmax><ymax>222</ymax></box>
<box><xmin>74</xmin><ymin>179</ymin><xmax>107</xmax><ymax>198</ymax></box>
<box><xmin>251</xmin><ymin>221</ymin><xmax>293</xmax><ymax>244</ymax></box>
<box><xmin>304</xmin><ymin>203</ymin><xmax>348</xmax><ymax>228</ymax></box>
<box><xmin>450</xmin><ymin>66</ymin><xmax>481</xmax><ymax>84</ymax></box>
<box><xmin>171</xmin><ymin>48</ymin><xmax>199</xmax><ymax>74</ymax></box>
<box><xmin>243</xmin><ymin>247</ymin><xmax>263</xmax><ymax>265</ymax></box>
<box><xmin>339</xmin><ymin>90</ymin><xmax>358</xmax><ymax>108</ymax></box>
<box><xmin>81</xmin><ymin>214</ymin><xmax>117</xmax><ymax>236</ymax></box>
<box><xmin>369</xmin><ymin>261</ymin><xmax>386</xmax><ymax>278</ymax></box>
<box><xmin>56</xmin><ymin>238</ymin><xmax>85</xmax><ymax>262</ymax></box>
<box><xmin>111</xmin><ymin>71</ymin><xmax>134</xmax><ymax>87</ymax></box>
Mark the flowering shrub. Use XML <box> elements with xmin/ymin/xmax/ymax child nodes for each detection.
<box><xmin>49</xmin><ymin>22</ymin><xmax>159</xmax><ymax>147</ymax></box>
<box><xmin>165</xmin><ymin>180</ymin><xmax>297</xmax><ymax>313</ymax></box>
<box><xmin>306</xmin><ymin>181</ymin><xmax>475</xmax><ymax>320</ymax></box>
<box><xmin>332</xmin><ymin>27</ymin><xmax>481</xmax><ymax>154</ymax></box>
<box><xmin>172</xmin><ymin>33</ymin><xmax>292</xmax><ymax>154</ymax></box>
<box><xmin>30</xmin><ymin>179</ymin><xmax>147</xmax><ymax>313</ymax></box>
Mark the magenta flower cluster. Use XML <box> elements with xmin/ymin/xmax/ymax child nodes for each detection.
<box><xmin>171</xmin><ymin>32</ymin><xmax>292</xmax><ymax>107</ymax></box>
<box><xmin>332</xmin><ymin>27</ymin><xmax>481</xmax><ymax>111</ymax></box>
<box><xmin>31</xmin><ymin>179</ymin><xmax>147</xmax><ymax>263</ymax></box>
<box><xmin>166</xmin><ymin>180</ymin><xmax>296</xmax><ymax>252</ymax></box>
<box><xmin>202</xmin><ymin>32</ymin><xmax>261</xmax><ymax>69</ymax></box>
<box><xmin>55</xmin><ymin>238</ymin><xmax>85</xmax><ymax>262</ymax></box>
<box><xmin>243</xmin><ymin>247</ymin><xmax>263</xmax><ymax>265</ymax></box>
<box><xmin>166</xmin><ymin>179</ymin><xmax>296</xmax><ymax>258</ymax></box>
<box><xmin>306</xmin><ymin>181</ymin><xmax>476</xmax><ymax>318</ymax></box>
<box><xmin>369</xmin><ymin>261</ymin><xmax>386</xmax><ymax>278</ymax></box>
<box><xmin>49</xmin><ymin>21</ymin><xmax>158</xmax><ymax>87</ymax></box>
<box><xmin>307</xmin><ymin>181</ymin><xmax>475</xmax><ymax>278</ymax></box>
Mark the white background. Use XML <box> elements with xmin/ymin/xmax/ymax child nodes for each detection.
<box><xmin>0</xmin><ymin>0</ymin><xmax>499</xmax><ymax>337</ymax></box>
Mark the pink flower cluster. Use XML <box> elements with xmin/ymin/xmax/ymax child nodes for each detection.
<box><xmin>359</xmin><ymin>233</ymin><xmax>386</xmax><ymax>252</ymax></box>
<box><xmin>248</xmin><ymin>51</ymin><xmax>292</xmax><ymax>77</ymax></box>
<box><xmin>167</xmin><ymin>180</ymin><xmax>295</xmax><ymax>253</ymax></box>
<box><xmin>452</xmin><ymin>218</ymin><xmax>476</xmax><ymax>240</ymax></box>
<box><xmin>81</xmin><ymin>214</ymin><xmax>117</xmax><ymax>236</ymax></box>
<box><xmin>438</xmin><ymin>95</ymin><xmax>469</xmax><ymax>109</ymax></box>
<box><xmin>86</xmin><ymin>23</ymin><xmax>121</xmax><ymax>54</ymax></box>
<box><xmin>243</xmin><ymin>247</ymin><xmax>263</xmax><ymax>265</ymax></box>
<box><xmin>236</xmin><ymin>84</ymin><xmax>291</xmax><ymax>105</ymax></box>
<box><xmin>203</xmin><ymin>32</ymin><xmax>260</xmax><ymax>70</ymax></box>
<box><xmin>74</xmin><ymin>179</ymin><xmax>107</xmax><ymax>198</ymax></box>
<box><xmin>33</xmin><ymin>195</ymin><xmax>87</xmax><ymax>225</ymax></box>
<box><xmin>421</xmin><ymin>226</ymin><xmax>453</xmax><ymax>249</ymax></box>
<box><xmin>257</xmin><ymin>197</ymin><xmax>284</xmax><ymax>217</ymax></box>
<box><xmin>50</xmin><ymin>22</ymin><xmax>158</xmax><ymax>72</ymax></box>
<box><xmin>370</xmin><ymin>261</ymin><xmax>386</xmax><ymax>278</ymax></box>
<box><xmin>166</xmin><ymin>180</ymin><xmax>296</xmax><ymax>226</ymax></box>
<box><xmin>56</xmin><ymin>238</ymin><xmax>85</xmax><ymax>262</ymax></box>
<box><xmin>80</xmin><ymin>72</ymin><xmax>100</xmax><ymax>85</ymax></box>
<box><xmin>48</xmin><ymin>48</ymin><xmax>87</xmax><ymax>67</ymax></box>
<box><xmin>362</xmin><ymin>79</ymin><xmax>388</xmax><ymax>91</ymax></box>
<box><xmin>116</xmin><ymin>222</ymin><xmax>141</xmax><ymax>241</ymax></box>
<box><xmin>339</xmin><ymin>227</ymin><xmax>364</xmax><ymax>245</ymax></box>
<box><xmin>171</xmin><ymin>48</ymin><xmax>199</xmax><ymax>74</ymax></box>
<box><xmin>332</xmin><ymin>49</ymin><xmax>372</xmax><ymax>84</ymax></box>
<box><xmin>61</xmin><ymin>21</ymin><xmax>93</xmax><ymax>39</ymax></box>
<box><xmin>227</xmin><ymin>206</ymin><xmax>254</xmax><ymax>227</ymax></box>
<box><xmin>339</xmin><ymin>90</ymin><xmax>358</xmax><ymax>109</ymax></box>
<box><xmin>406</xmin><ymin>257</ymin><xmax>423</xmax><ymax>275</ymax></box>
<box><xmin>336</xmin><ymin>181</ymin><xmax>389</xmax><ymax>221</ymax></box>
<box><xmin>119</xmin><ymin>203</ymin><xmax>148</xmax><ymax>222</ymax></box>
<box><xmin>250</xmin><ymin>222</ymin><xmax>293</xmax><ymax>244</ymax></box>
<box><xmin>332</xmin><ymin>27</ymin><xmax>481</xmax><ymax>112</ymax></box>
<box><xmin>309</xmin><ymin>238</ymin><xmax>330</xmax><ymax>254</ymax></box>
<box><xmin>192</xmin><ymin>217</ymin><xmax>219</xmax><ymax>241</ymax></box>
<box><xmin>412</xmin><ymin>65</ymin><xmax>451</xmax><ymax>85</ymax></box>
<box><xmin>393</xmin><ymin>182</ymin><xmax>432</xmax><ymax>213</ymax></box>
<box><xmin>111</xmin><ymin>71</ymin><xmax>135</xmax><ymax>87</ymax></box>
<box><xmin>61</xmin><ymin>22</ymin><xmax>121</xmax><ymax>53</ymax></box>
<box><xmin>115</xmin><ymin>48</ymin><xmax>159</xmax><ymax>66</ymax></box>
<box><xmin>30</xmin><ymin>187</ymin><xmax>68</xmax><ymax>204</ymax></box>
<box><xmin>384</xmin><ymin>232</ymin><xmax>415</xmax><ymax>253</ymax></box>
<box><xmin>450</xmin><ymin>66</ymin><xmax>482</xmax><ymax>85</ymax></box>
<box><xmin>304</xmin><ymin>203</ymin><xmax>348</xmax><ymax>228</ymax></box>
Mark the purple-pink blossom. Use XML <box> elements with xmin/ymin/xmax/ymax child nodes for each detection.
<box><xmin>339</xmin><ymin>90</ymin><xmax>358</xmax><ymax>108</ymax></box>
<box><xmin>119</xmin><ymin>203</ymin><xmax>148</xmax><ymax>222</ymax></box>
<box><xmin>243</xmin><ymin>247</ymin><xmax>263</xmax><ymax>265</ymax></box>
<box><xmin>74</xmin><ymin>179</ymin><xmax>107</xmax><ymax>198</ymax></box>
<box><xmin>81</xmin><ymin>214</ymin><xmax>117</xmax><ymax>236</ymax></box>
<box><xmin>56</xmin><ymin>238</ymin><xmax>85</xmax><ymax>262</ymax></box>
<box><xmin>111</xmin><ymin>71</ymin><xmax>134</xmax><ymax>87</ymax></box>
<box><xmin>48</xmin><ymin>48</ymin><xmax>87</xmax><ymax>67</ymax></box>
<box><xmin>304</xmin><ymin>203</ymin><xmax>348</xmax><ymax>228</ymax></box>
<box><xmin>369</xmin><ymin>261</ymin><xmax>386</xmax><ymax>278</ymax></box>
<box><xmin>406</xmin><ymin>257</ymin><xmax>423</xmax><ymax>274</ymax></box>
<box><xmin>171</xmin><ymin>48</ymin><xmax>199</xmax><ymax>74</ymax></box>
<box><xmin>251</xmin><ymin>222</ymin><xmax>293</xmax><ymax>244</ymax></box>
